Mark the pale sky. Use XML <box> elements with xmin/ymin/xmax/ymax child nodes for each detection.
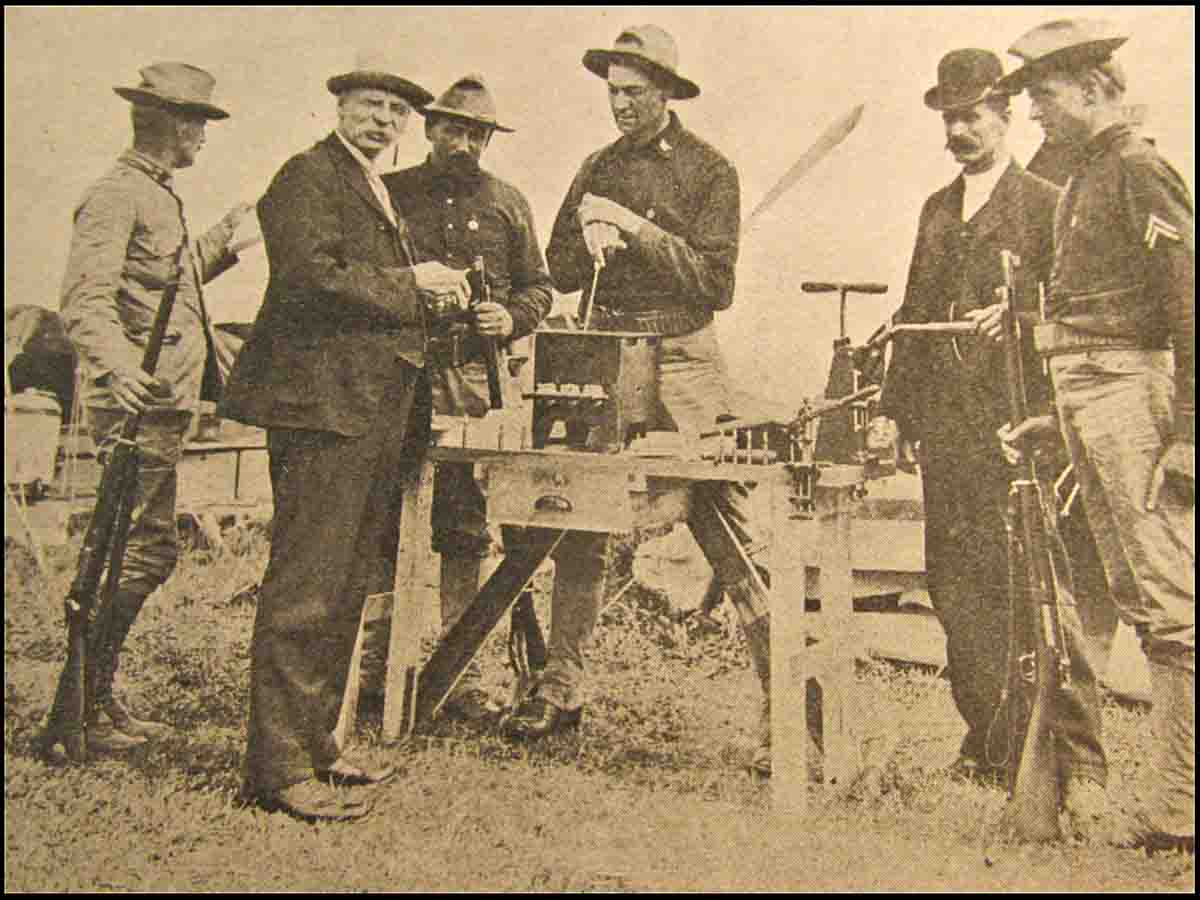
<box><xmin>4</xmin><ymin>6</ymin><xmax>1194</xmax><ymax>404</ymax></box>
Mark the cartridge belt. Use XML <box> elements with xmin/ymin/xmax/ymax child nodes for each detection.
<box><xmin>591</xmin><ymin>305</ymin><xmax>712</xmax><ymax>337</ymax></box>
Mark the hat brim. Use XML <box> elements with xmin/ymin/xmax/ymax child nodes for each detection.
<box><xmin>998</xmin><ymin>36</ymin><xmax>1128</xmax><ymax>93</ymax></box>
<box><xmin>327</xmin><ymin>72</ymin><xmax>434</xmax><ymax>107</ymax></box>
<box><xmin>582</xmin><ymin>49</ymin><xmax>700</xmax><ymax>100</ymax></box>
<box><xmin>419</xmin><ymin>104</ymin><xmax>514</xmax><ymax>133</ymax></box>
<box><xmin>923</xmin><ymin>84</ymin><xmax>1007</xmax><ymax>112</ymax></box>
<box><xmin>113</xmin><ymin>86</ymin><xmax>230</xmax><ymax>119</ymax></box>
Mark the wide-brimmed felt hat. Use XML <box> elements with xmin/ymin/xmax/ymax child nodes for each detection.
<box><xmin>997</xmin><ymin>19</ymin><xmax>1128</xmax><ymax>93</ymax></box>
<box><xmin>924</xmin><ymin>49</ymin><xmax>1008</xmax><ymax>111</ymax></box>
<box><xmin>583</xmin><ymin>24</ymin><xmax>700</xmax><ymax>100</ymax></box>
<box><xmin>327</xmin><ymin>51</ymin><xmax>434</xmax><ymax>107</ymax></box>
<box><xmin>114</xmin><ymin>62</ymin><xmax>230</xmax><ymax>119</ymax></box>
<box><xmin>419</xmin><ymin>74</ymin><xmax>513</xmax><ymax>132</ymax></box>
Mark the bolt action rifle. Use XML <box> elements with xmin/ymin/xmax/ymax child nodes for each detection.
<box><xmin>467</xmin><ymin>255</ymin><xmax>504</xmax><ymax>411</ymax></box>
<box><xmin>997</xmin><ymin>250</ymin><xmax>1075</xmax><ymax>841</ymax></box>
<box><xmin>35</xmin><ymin>241</ymin><xmax>187</xmax><ymax>762</ymax></box>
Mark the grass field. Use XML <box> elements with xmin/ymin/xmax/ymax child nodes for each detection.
<box><xmin>3</xmin><ymin>525</ymin><xmax>1194</xmax><ymax>892</ymax></box>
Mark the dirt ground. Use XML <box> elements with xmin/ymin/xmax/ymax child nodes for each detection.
<box><xmin>3</xmin><ymin>529</ymin><xmax>1194</xmax><ymax>892</ymax></box>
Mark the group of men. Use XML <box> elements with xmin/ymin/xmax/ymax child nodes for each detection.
<box><xmin>50</xmin><ymin>16</ymin><xmax>1191</xmax><ymax>848</ymax></box>
<box><xmin>881</xmin><ymin>19</ymin><xmax>1193</xmax><ymax>852</ymax></box>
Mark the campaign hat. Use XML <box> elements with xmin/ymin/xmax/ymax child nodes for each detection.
<box><xmin>583</xmin><ymin>25</ymin><xmax>700</xmax><ymax>100</ymax></box>
<box><xmin>114</xmin><ymin>62</ymin><xmax>230</xmax><ymax>119</ymax></box>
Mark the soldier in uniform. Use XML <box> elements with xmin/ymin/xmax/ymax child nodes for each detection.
<box><xmin>379</xmin><ymin>75</ymin><xmax>554</xmax><ymax>721</ymax></box>
<box><xmin>999</xmin><ymin>19</ymin><xmax>1195</xmax><ymax>852</ymax></box>
<box><xmin>56</xmin><ymin>62</ymin><xmax>250</xmax><ymax>754</ymax></box>
<box><xmin>877</xmin><ymin>51</ymin><xmax>1107</xmax><ymax>828</ymax></box>
<box><xmin>505</xmin><ymin>25</ymin><xmax>775</xmax><ymax>775</ymax></box>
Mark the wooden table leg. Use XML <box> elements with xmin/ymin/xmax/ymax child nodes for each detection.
<box><xmin>770</xmin><ymin>477</ymin><xmax>809</xmax><ymax>815</ymax></box>
<box><xmin>382</xmin><ymin>457</ymin><xmax>439</xmax><ymax>742</ymax></box>
<box><xmin>816</xmin><ymin>477</ymin><xmax>863</xmax><ymax>788</ymax></box>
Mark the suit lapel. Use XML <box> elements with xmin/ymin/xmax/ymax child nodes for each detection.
<box><xmin>323</xmin><ymin>133</ymin><xmax>397</xmax><ymax>229</ymax></box>
<box><xmin>966</xmin><ymin>160</ymin><xmax>1023</xmax><ymax>239</ymax></box>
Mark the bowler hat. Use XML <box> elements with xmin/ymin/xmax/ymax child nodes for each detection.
<box><xmin>419</xmin><ymin>74</ymin><xmax>513</xmax><ymax>133</ymax></box>
<box><xmin>997</xmin><ymin>19</ymin><xmax>1128</xmax><ymax>93</ymax></box>
<box><xmin>924</xmin><ymin>49</ymin><xmax>1007</xmax><ymax>111</ymax></box>
<box><xmin>114</xmin><ymin>62</ymin><xmax>229</xmax><ymax>119</ymax></box>
<box><xmin>327</xmin><ymin>51</ymin><xmax>434</xmax><ymax>107</ymax></box>
<box><xmin>583</xmin><ymin>25</ymin><xmax>700</xmax><ymax>100</ymax></box>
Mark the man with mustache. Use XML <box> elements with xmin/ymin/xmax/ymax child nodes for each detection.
<box><xmin>379</xmin><ymin>75</ymin><xmax>554</xmax><ymax>721</ymax></box>
<box><xmin>220</xmin><ymin>54</ymin><xmax>470</xmax><ymax>822</ymax></box>
<box><xmin>508</xmin><ymin>25</ymin><xmax>775</xmax><ymax>775</ymax></box>
<box><xmin>878</xmin><ymin>49</ymin><xmax>1107</xmax><ymax>832</ymax></box>
<box><xmin>55</xmin><ymin>62</ymin><xmax>250</xmax><ymax>755</ymax></box>
<box><xmin>998</xmin><ymin>19</ymin><xmax>1194</xmax><ymax>853</ymax></box>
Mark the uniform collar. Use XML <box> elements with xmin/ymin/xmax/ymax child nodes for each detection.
<box><xmin>613</xmin><ymin>110</ymin><xmax>683</xmax><ymax>158</ymax></box>
<box><xmin>119</xmin><ymin>148</ymin><xmax>175</xmax><ymax>189</ymax></box>
<box><xmin>419</xmin><ymin>154</ymin><xmax>484</xmax><ymax>194</ymax></box>
<box><xmin>1082</xmin><ymin>122</ymin><xmax>1134</xmax><ymax>164</ymax></box>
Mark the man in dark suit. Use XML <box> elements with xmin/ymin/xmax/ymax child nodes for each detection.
<box><xmin>219</xmin><ymin>55</ymin><xmax>470</xmax><ymax>823</ymax></box>
<box><xmin>878</xmin><ymin>49</ymin><xmax>1107</xmax><ymax>825</ymax></box>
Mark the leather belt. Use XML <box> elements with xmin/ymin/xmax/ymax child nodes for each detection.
<box><xmin>591</xmin><ymin>305</ymin><xmax>712</xmax><ymax>336</ymax></box>
<box><xmin>1033</xmin><ymin>322</ymin><xmax>1150</xmax><ymax>357</ymax></box>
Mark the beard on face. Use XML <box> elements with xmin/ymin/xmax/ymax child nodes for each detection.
<box><xmin>946</xmin><ymin>137</ymin><xmax>979</xmax><ymax>154</ymax></box>
<box><xmin>442</xmin><ymin>151</ymin><xmax>481</xmax><ymax>180</ymax></box>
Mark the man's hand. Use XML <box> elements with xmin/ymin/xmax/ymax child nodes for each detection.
<box><xmin>582</xmin><ymin>221</ymin><xmax>627</xmax><ymax>265</ymax></box>
<box><xmin>997</xmin><ymin>414</ymin><xmax>1059</xmax><ymax>465</ymax></box>
<box><xmin>413</xmin><ymin>262</ymin><xmax>471</xmax><ymax>311</ymax></box>
<box><xmin>221</xmin><ymin>201</ymin><xmax>256</xmax><ymax>233</ymax></box>
<box><xmin>962</xmin><ymin>302</ymin><xmax>1004</xmax><ymax>342</ymax></box>
<box><xmin>1146</xmin><ymin>441</ymin><xmax>1195</xmax><ymax>511</ymax></box>
<box><xmin>473</xmin><ymin>300</ymin><xmax>513</xmax><ymax>339</ymax></box>
<box><xmin>897</xmin><ymin>438</ymin><xmax>921</xmax><ymax>474</ymax></box>
<box><xmin>578</xmin><ymin>193</ymin><xmax>646</xmax><ymax>237</ymax></box>
<box><xmin>107</xmin><ymin>367</ymin><xmax>173</xmax><ymax>415</ymax></box>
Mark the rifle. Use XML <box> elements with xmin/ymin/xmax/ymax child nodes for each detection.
<box><xmin>467</xmin><ymin>255</ymin><xmax>504</xmax><ymax>410</ymax></box>
<box><xmin>36</xmin><ymin>241</ymin><xmax>187</xmax><ymax>762</ymax></box>
<box><xmin>998</xmin><ymin>251</ymin><xmax>1074</xmax><ymax>842</ymax></box>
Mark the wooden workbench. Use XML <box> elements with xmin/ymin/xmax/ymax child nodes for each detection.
<box><xmin>347</xmin><ymin>443</ymin><xmax>873</xmax><ymax>815</ymax></box>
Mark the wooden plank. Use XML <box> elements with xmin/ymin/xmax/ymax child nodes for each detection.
<box><xmin>412</xmin><ymin>527</ymin><xmax>564</xmax><ymax>727</ymax></box>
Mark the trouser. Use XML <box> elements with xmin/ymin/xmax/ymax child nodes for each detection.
<box><xmin>537</xmin><ymin>323</ymin><xmax>770</xmax><ymax>710</ymax></box>
<box><xmin>242</xmin><ymin>365</ymin><xmax>430</xmax><ymax>796</ymax></box>
<box><xmin>360</xmin><ymin>361</ymin><xmax>519</xmax><ymax>693</ymax></box>
<box><xmin>1050</xmin><ymin>349</ymin><xmax>1194</xmax><ymax>826</ymax></box>
<box><xmin>922</xmin><ymin>446</ymin><xmax>1107</xmax><ymax>783</ymax></box>
<box><xmin>86</xmin><ymin>405</ymin><xmax>193</xmax><ymax>714</ymax></box>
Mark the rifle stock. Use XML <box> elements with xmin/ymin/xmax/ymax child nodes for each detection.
<box><xmin>999</xmin><ymin>252</ymin><xmax>1073</xmax><ymax>842</ymax></box>
<box><xmin>37</xmin><ymin>241</ymin><xmax>186</xmax><ymax>761</ymax></box>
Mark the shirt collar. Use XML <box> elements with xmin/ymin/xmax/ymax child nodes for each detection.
<box><xmin>614</xmin><ymin>110</ymin><xmax>683</xmax><ymax>158</ymax></box>
<box><xmin>420</xmin><ymin>154</ymin><xmax>484</xmax><ymax>194</ymax></box>
<box><xmin>335</xmin><ymin>129</ymin><xmax>386</xmax><ymax>177</ymax></box>
<box><xmin>119</xmin><ymin>149</ymin><xmax>175</xmax><ymax>189</ymax></box>
<box><xmin>1082</xmin><ymin>122</ymin><xmax>1134</xmax><ymax>164</ymax></box>
<box><xmin>962</xmin><ymin>154</ymin><xmax>1011</xmax><ymax>191</ymax></box>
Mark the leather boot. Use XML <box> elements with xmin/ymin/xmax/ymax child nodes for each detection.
<box><xmin>727</xmin><ymin>578</ymin><xmax>773</xmax><ymax>774</ymax></box>
<box><xmin>1138</xmin><ymin>655</ymin><xmax>1196</xmax><ymax>843</ymax></box>
<box><xmin>89</xmin><ymin>588</ymin><xmax>161</xmax><ymax>744</ymax></box>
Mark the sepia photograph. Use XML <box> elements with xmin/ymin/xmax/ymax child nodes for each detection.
<box><xmin>4</xmin><ymin>5</ymin><xmax>1194</xmax><ymax>891</ymax></box>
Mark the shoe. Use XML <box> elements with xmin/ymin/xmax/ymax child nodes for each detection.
<box><xmin>1062</xmin><ymin>777</ymin><xmax>1110</xmax><ymax>843</ymax></box>
<box><xmin>946</xmin><ymin>755</ymin><xmax>1004</xmax><ymax>787</ymax></box>
<box><xmin>314</xmin><ymin>759</ymin><xmax>398</xmax><ymax>787</ymax></box>
<box><xmin>502</xmin><ymin>695</ymin><xmax>582</xmax><ymax>740</ymax></box>
<box><xmin>254</xmin><ymin>779</ymin><xmax>373</xmax><ymax>823</ymax></box>
<box><xmin>1110</xmin><ymin>809</ymin><xmax>1196</xmax><ymax>856</ymax></box>
<box><xmin>86</xmin><ymin>721</ymin><xmax>148</xmax><ymax>753</ymax></box>
<box><xmin>442</xmin><ymin>685</ymin><xmax>500</xmax><ymax>723</ymax></box>
<box><xmin>103</xmin><ymin>697</ymin><xmax>172</xmax><ymax>740</ymax></box>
